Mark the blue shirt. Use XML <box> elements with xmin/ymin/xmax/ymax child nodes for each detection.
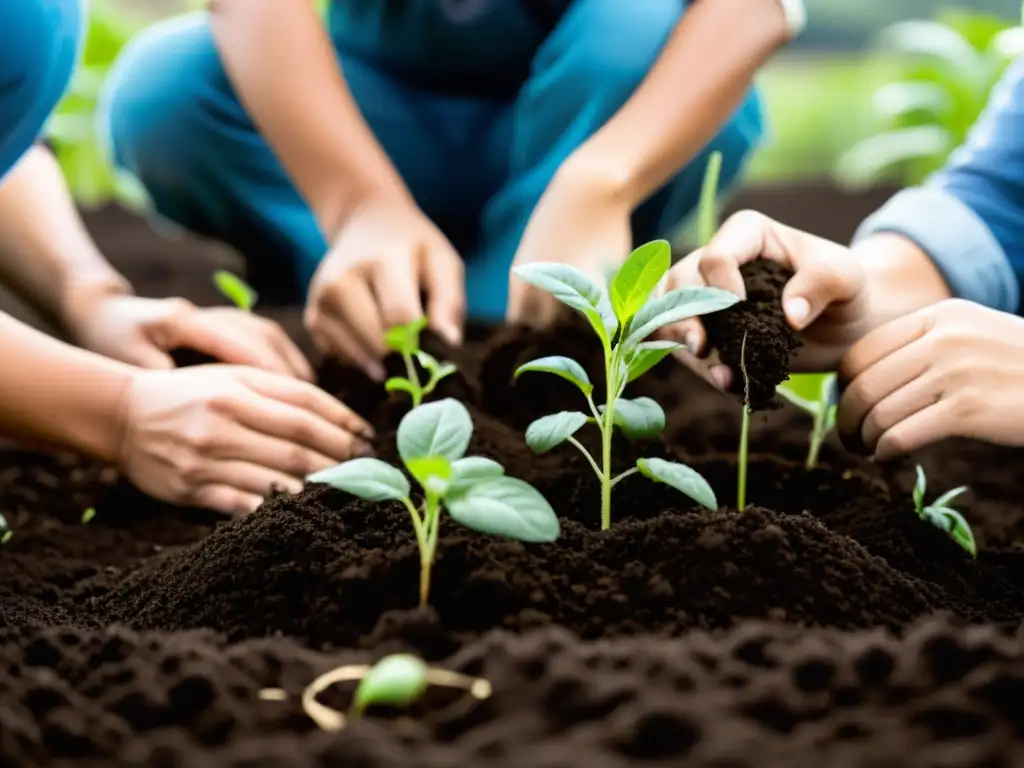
<box><xmin>854</xmin><ymin>58</ymin><xmax>1024</xmax><ymax>315</ymax></box>
<box><xmin>0</xmin><ymin>0</ymin><xmax>83</xmax><ymax>181</ymax></box>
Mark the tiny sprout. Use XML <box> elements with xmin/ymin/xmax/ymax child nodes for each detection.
<box><xmin>384</xmin><ymin>317</ymin><xmax>457</xmax><ymax>408</ymax></box>
<box><xmin>81</xmin><ymin>507</ymin><xmax>96</xmax><ymax>524</ymax></box>
<box><xmin>513</xmin><ymin>238</ymin><xmax>738</xmax><ymax>530</ymax></box>
<box><xmin>258</xmin><ymin>653</ymin><xmax>491</xmax><ymax>732</ymax></box>
<box><xmin>776</xmin><ymin>373</ymin><xmax>838</xmax><ymax>469</ymax></box>
<box><xmin>913</xmin><ymin>465</ymin><xmax>976</xmax><ymax>557</ymax></box>
<box><xmin>308</xmin><ymin>399</ymin><xmax>559</xmax><ymax>606</ymax></box>
<box><xmin>736</xmin><ymin>332</ymin><xmax>751</xmax><ymax>511</ymax></box>
<box><xmin>0</xmin><ymin>513</ymin><xmax>10</xmax><ymax>544</ymax></box>
<box><xmin>213</xmin><ymin>269</ymin><xmax>257</xmax><ymax>311</ymax></box>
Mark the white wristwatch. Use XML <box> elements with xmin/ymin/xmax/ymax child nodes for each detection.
<box><xmin>776</xmin><ymin>0</ymin><xmax>807</xmax><ymax>38</ymax></box>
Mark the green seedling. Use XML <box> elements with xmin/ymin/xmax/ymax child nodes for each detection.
<box><xmin>213</xmin><ymin>270</ymin><xmax>258</xmax><ymax>311</ymax></box>
<box><xmin>0</xmin><ymin>513</ymin><xmax>11</xmax><ymax>544</ymax></box>
<box><xmin>912</xmin><ymin>465</ymin><xmax>976</xmax><ymax>557</ymax></box>
<box><xmin>384</xmin><ymin>318</ymin><xmax>457</xmax><ymax>408</ymax></box>
<box><xmin>308</xmin><ymin>398</ymin><xmax>558</xmax><ymax>606</ymax></box>
<box><xmin>736</xmin><ymin>333</ymin><xmax>751</xmax><ymax>511</ymax></box>
<box><xmin>81</xmin><ymin>507</ymin><xmax>96</xmax><ymax>524</ymax></box>
<box><xmin>776</xmin><ymin>373</ymin><xmax>838</xmax><ymax>469</ymax></box>
<box><xmin>513</xmin><ymin>239</ymin><xmax>739</xmax><ymax>530</ymax></box>
<box><xmin>697</xmin><ymin>151</ymin><xmax>723</xmax><ymax>247</ymax></box>
<box><xmin>353</xmin><ymin>654</ymin><xmax>430</xmax><ymax>715</ymax></box>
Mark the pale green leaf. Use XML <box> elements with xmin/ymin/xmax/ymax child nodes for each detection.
<box><xmin>307</xmin><ymin>458</ymin><xmax>410</xmax><ymax>501</ymax></box>
<box><xmin>609</xmin><ymin>240</ymin><xmax>671</xmax><ymax>323</ymax></box>
<box><xmin>445</xmin><ymin>477</ymin><xmax>560</xmax><ymax>542</ymax></box>
<box><xmin>636</xmin><ymin>457</ymin><xmax>717</xmax><ymax>510</ymax></box>
<box><xmin>449</xmin><ymin>456</ymin><xmax>505</xmax><ymax>494</ymax></box>
<box><xmin>923</xmin><ymin>507</ymin><xmax>977</xmax><ymax>557</ymax></box>
<box><xmin>913</xmin><ymin>465</ymin><xmax>928</xmax><ymax>512</ymax></box>
<box><xmin>524</xmin><ymin>412</ymin><xmax>590</xmax><ymax>453</ymax></box>
<box><xmin>931</xmin><ymin>485</ymin><xmax>968</xmax><ymax>510</ymax></box>
<box><xmin>514</xmin><ymin>356</ymin><xmax>592</xmax><ymax>394</ymax></box>
<box><xmin>626</xmin><ymin>341</ymin><xmax>682</xmax><ymax>382</ymax></box>
<box><xmin>353</xmin><ymin>654</ymin><xmax>430</xmax><ymax>714</ymax></box>
<box><xmin>398</xmin><ymin>399</ymin><xmax>473</xmax><ymax>464</ymax></box>
<box><xmin>513</xmin><ymin>263</ymin><xmax>617</xmax><ymax>342</ymax></box>
<box><xmin>626</xmin><ymin>287</ymin><xmax>741</xmax><ymax>345</ymax></box>
<box><xmin>605</xmin><ymin>397</ymin><xmax>665</xmax><ymax>439</ymax></box>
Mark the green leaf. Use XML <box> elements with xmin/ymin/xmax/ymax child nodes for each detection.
<box><xmin>931</xmin><ymin>485</ymin><xmax>968</xmax><ymax>510</ymax></box>
<box><xmin>307</xmin><ymin>458</ymin><xmax>410</xmax><ymax>501</ymax></box>
<box><xmin>405</xmin><ymin>455</ymin><xmax>453</xmax><ymax>496</ymax></box>
<box><xmin>872</xmin><ymin>81</ymin><xmax>950</xmax><ymax>122</ymax></box>
<box><xmin>626</xmin><ymin>287</ymin><xmax>741</xmax><ymax>345</ymax></box>
<box><xmin>609</xmin><ymin>240</ymin><xmax>671</xmax><ymax>323</ymax></box>
<box><xmin>626</xmin><ymin>341</ymin><xmax>682</xmax><ymax>382</ymax></box>
<box><xmin>834</xmin><ymin>127</ymin><xmax>954</xmax><ymax>191</ymax></box>
<box><xmin>385</xmin><ymin>378</ymin><xmax>418</xmax><ymax>397</ymax></box>
<box><xmin>353</xmin><ymin>654</ymin><xmax>430</xmax><ymax>714</ymax></box>
<box><xmin>514</xmin><ymin>356</ymin><xmax>593</xmax><ymax>395</ymax></box>
<box><xmin>0</xmin><ymin>531</ymin><xmax>10</xmax><ymax>545</ymax></box>
<box><xmin>430</xmin><ymin>362</ymin><xmax>458</xmax><ymax>383</ymax></box>
<box><xmin>398</xmin><ymin>399</ymin><xmax>473</xmax><ymax>464</ymax></box>
<box><xmin>524</xmin><ymin>412</ymin><xmax>590</xmax><ymax>453</ymax></box>
<box><xmin>913</xmin><ymin>465</ymin><xmax>927</xmax><ymax>512</ymax></box>
<box><xmin>923</xmin><ymin>507</ymin><xmax>977</xmax><ymax>557</ymax></box>
<box><xmin>513</xmin><ymin>263</ymin><xmax>617</xmax><ymax>343</ymax></box>
<box><xmin>449</xmin><ymin>456</ymin><xmax>505</xmax><ymax>494</ymax></box>
<box><xmin>414</xmin><ymin>350</ymin><xmax>440</xmax><ymax>372</ymax></box>
<box><xmin>81</xmin><ymin>507</ymin><xmax>96</xmax><ymax>524</ymax></box>
<box><xmin>212</xmin><ymin>270</ymin><xmax>257</xmax><ymax>311</ymax></box>
<box><xmin>776</xmin><ymin>373</ymin><xmax>837</xmax><ymax>415</ymax></box>
<box><xmin>697</xmin><ymin>151</ymin><xmax>723</xmax><ymax>247</ymax></box>
<box><xmin>445</xmin><ymin>477</ymin><xmax>560</xmax><ymax>542</ymax></box>
<box><xmin>385</xmin><ymin>317</ymin><xmax>428</xmax><ymax>356</ymax></box>
<box><xmin>636</xmin><ymin>457</ymin><xmax>717</xmax><ymax>510</ymax></box>
<box><xmin>606</xmin><ymin>397</ymin><xmax>666</xmax><ymax>439</ymax></box>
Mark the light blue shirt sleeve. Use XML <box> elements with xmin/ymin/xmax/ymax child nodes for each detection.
<box><xmin>852</xmin><ymin>59</ymin><xmax>1024</xmax><ymax>315</ymax></box>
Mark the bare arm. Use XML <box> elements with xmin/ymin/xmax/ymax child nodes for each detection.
<box><xmin>208</xmin><ymin>0</ymin><xmax>412</xmax><ymax>238</ymax></box>
<box><xmin>565</xmin><ymin>0</ymin><xmax>796</xmax><ymax>208</ymax></box>
<box><xmin>0</xmin><ymin>311</ymin><xmax>132</xmax><ymax>462</ymax></box>
<box><xmin>854</xmin><ymin>233</ymin><xmax>953</xmax><ymax>327</ymax></box>
<box><xmin>0</xmin><ymin>145</ymin><xmax>132</xmax><ymax>332</ymax></box>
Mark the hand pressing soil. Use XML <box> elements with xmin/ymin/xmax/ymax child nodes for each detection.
<box><xmin>702</xmin><ymin>260</ymin><xmax>801</xmax><ymax>412</ymax></box>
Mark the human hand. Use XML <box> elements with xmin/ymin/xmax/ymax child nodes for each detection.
<box><xmin>506</xmin><ymin>165</ymin><xmax>632</xmax><ymax>329</ymax></box>
<box><xmin>117</xmin><ymin>365</ymin><xmax>374</xmax><ymax>515</ymax></box>
<box><xmin>836</xmin><ymin>299</ymin><xmax>1024</xmax><ymax>460</ymax></box>
<box><xmin>65</xmin><ymin>292</ymin><xmax>312</xmax><ymax>380</ymax></box>
<box><xmin>305</xmin><ymin>198</ymin><xmax>465</xmax><ymax>380</ymax></box>
<box><xmin>659</xmin><ymin>211</ymin><xmax>870</xmax><ymax>389</ymax></box>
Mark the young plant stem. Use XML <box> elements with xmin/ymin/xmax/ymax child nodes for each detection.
<box><xmin>806</xmin><ymin>409</ymin><xmax>826</xmax><ymax>470</ymax></box>
<box><xmin>402</xmin><ymin>497</ymin><xmax>438</xmax><ymax>607</ymax></box>
<box><xmin>403</xmin><ymin>354</ymin><xmax>423</xmax><ymax>407</ymax></box>
<box><xmin>737</xmin><ymin>332</ymin><xmax>750</xmax><ymax>511</ymax></box>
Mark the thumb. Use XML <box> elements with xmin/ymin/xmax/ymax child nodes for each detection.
<box><xmin>781</xmin><ymin>257</ymin><xmax>862</xmax><ymax>331</ymax></box>
<box><xmin>423</xmin><ymin>246</ymin><xmax>466</xmax><ymax>345</ymax></box>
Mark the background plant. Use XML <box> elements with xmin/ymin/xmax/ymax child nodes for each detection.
<box><xmin>307</xmin><ymin>398</ymin><xmax>558</xmax><ymax>606</ymax></box>
<box><xmin>0</xmin><ymin>514</ymin><xmax>10</xmax><ymax>544</ymax></box>
<box><xmin>212</xmin><ymin>270</ymin><xmax>257</xmax><ymax>311</ymax></box>
<box><xmin>513</xmin><ymin>240</ymin><xmax>738</xmax><ymax>530</ymax></box>
<box><xmin>913</xmin><ymin>465</ymin><xmax>976</xmax><ymax>556</ymax></box>
<box><xmin>835</xmin><ymin>7</ymin><xmax>1024</xmax><ymax>189</ymax></box>
<box><xmin>776</xmin><ymin>373</ymin><xmax>838</xmax><ymax>469</ymax></box>
<box><xmin>383</xmin><ymin>318</ymin><xmax>457</xmax><ymax>408</ymax></box>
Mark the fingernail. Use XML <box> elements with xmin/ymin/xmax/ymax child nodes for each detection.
<box><xmin>356</xmin><ymin>439</ymin><xmax>375</xmax><ymax>457</ymax></box>
<box><xmin>684</xmin><ymin>331</ymin><xmax>701</xmax><ymax>355</ymax></box>
<box><xmin>366</xmin><ymin>363</ymin><xmax>385</xmax><ymax>382</ymax></box>
<box><xmin>784</xmin><ymin>297</ymin><xmax>810</xmax><ymax>328</ymax></box>
<box><xmin>358</xmin><ymin>425</ymin><xmax>375</xmax><ymax>440</ymax></box>
<box><xmin>711</xmin><ymin>365</ymin><xmax>731</xmax><ymax>391</ymax></box>
<box><xmin>442</xmin><ymin>324</ymin><xmax>462</xmax><ymax>346</ymax></box>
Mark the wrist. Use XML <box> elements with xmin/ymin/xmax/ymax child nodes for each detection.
<box><xmin>856</xmin><ymin>233</ymin><xmax>953</xmax><ymax>327</ymax></box>
<box><xmin>553</xmin><ymin>150</ymin><xmax>639</xmax><ymax>213</ymax></box>
<box><xmin>316</xmin><ymin>175</ymin><xmax>414</xmax><ymax>241</ymax></box>
<box><xmin>59</xmin><ymin>274</ymin><xmax>133</xmax><ymax>342</ymax></box>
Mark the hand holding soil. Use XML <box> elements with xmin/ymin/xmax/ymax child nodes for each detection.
<box><xmin>661</xmin><ymin>210</ymin><xmax>872</xmax><ymax>390</ymax></box>
<box><xmin>305</xmin><ymin>198</ymin><xmax>466</xmax><ymax>381</ymax></box>
<box><xmin>117</xmin><ymin>364</ymin><xmax>374</xmax><ymax>515</ymax></box>
<box><xmin>65</xmin><ymin>293</ymin><xmax>313</xmax><ymax>381</ymax></box>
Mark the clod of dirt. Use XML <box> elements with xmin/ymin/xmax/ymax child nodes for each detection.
<box><xmin>703</xmin><ymin>260</ymin><xmax>801</xmax><ymax>411</ymax></box>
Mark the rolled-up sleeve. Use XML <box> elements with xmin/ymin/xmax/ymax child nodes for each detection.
<box><xmin>852</xmin><ymin>59</ymin><xmax>1024</xmax><ymax>315</ymax></box>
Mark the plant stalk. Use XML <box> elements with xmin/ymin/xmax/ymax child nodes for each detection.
<box><xmin>736</xmin><ymin>332</ymin><xmax>751</xmax><ymax>511</ymax></box>
<box><xmin>404</xmin><ymin>353</ymin><xmax>422</xmax><ymax>407</ymax></box>
<box><xmin>600</xmin><ymin>407</ymin><xmax>613</xmax><ymax>531</ymax></box>
<box><xmin>806</xmin><ymin>408</ymin><xmax>825</xmax><ymax>470</ymax></box>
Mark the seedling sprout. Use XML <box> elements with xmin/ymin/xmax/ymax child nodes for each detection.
<box><xmin>212</xmin><ymin>269</ymin><xmax>257</xmax><ymax>311</ymax></box>
<box><xmin>513</xmin><ymin>239</ymin><xmax>738</xmax><ymax>529</ymax></box>
<box><xmin>0</xmin><ymin>513</ymin><xmax>10</xmax><ymax>544</ymax></box>
<box><xmin>81</xmin><ymin>507</ymin><xmax>96</xmax><ymax>524</ymax></box>
<box><xmin>307</xmin><ymin>398</ymin><xmax>559</xmax><ymax>606</ymax></box>
<box><xmin>776</xmin><ymin>373</ymin><xmax>838</xmax><ymax>469</ymax></box>
<box><xmin>736</xmin><ymin>333</ymin><xmax>751</xmax><ymax>511</ymax></box>
<box><xmin>258</xmin><ymin>652</ymin><xmax>491</xmax><ymax>732</ymax></box>
<box><xmin>913</xmin><ymin>465</ymin><xmax>976</xmax><ymax>557</ymax></box>
<box><xmin>384</xmin><ymin>318</ymin><xmax>457</xmax><ymax>408</ymax></box>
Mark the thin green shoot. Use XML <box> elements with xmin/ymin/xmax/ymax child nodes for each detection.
<box><xmin>0</xmin><ymin>513</ymin><xmax>10</xmax><ymax>545</ymax></box>
<box><xmin>697</xmin><ymin>151</ymin><xmax>723</xmax><ymax>248</ymax></box>
<box><xmin>513</xmin><ymin>240</ymin><xmax>739</xmax><ymax>529</ymax></box>
<box><xmin>912</xmin><ymin>465</ymin><xmax>976</xmax><ymax>557</ymax></box>
<box><xmin>307</xmin><ymin>399</ymin><xmax>558</xmax><ymax>606</ymax></box>
<box><xmin>213</xmin><ymin>270</ymin><xmax>257</xmax><ymax>311</ymax></box>
<box><xmin>383</xmin><ymin>318</ymin><xmax>457</xmax><ymax>408</ymax></box>
<box><xmin>81</xmin><ymin>507</ymin><xmax>96</xmax><ymax>524</ymax></box>
<box><xmin>776</xmin><ymin>373</ymin><xmax>838</xmax><ymax>469</ymax></box>
<box><xmin>737</xmin><ymin>332</ymin><xmax>751</xmax><ymax>511</ymax></box>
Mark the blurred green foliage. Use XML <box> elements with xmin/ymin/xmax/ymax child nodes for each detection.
<box><xmin>834</xmin><ymin>8</ymin><xmax>1024</xmax><ymax>189</ymax></box>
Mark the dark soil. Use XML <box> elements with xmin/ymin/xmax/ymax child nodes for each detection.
<box><xmin>1</xmin><ymin>207</ymin><xmax>1023</xmax><ymax>766</ymax></box>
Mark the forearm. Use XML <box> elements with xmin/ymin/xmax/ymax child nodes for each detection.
<box><xmin>567</xmin><ymin>0</ymin><xmax>793</xmax><ymax>209</ymax></box>
<box><xmin>209</xmin><ymin>0</ymin><xmax>412</xmax><ymax>238</ymax></box>
<box><xmin>0</xmin><ymin>312</ymin><xmax>133</xmax><ymax>462</ymax></box>
<box><xmin>0</xmin><ymin>146</ymin><xmax>132</xmax><ymax>330</ymax></box>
